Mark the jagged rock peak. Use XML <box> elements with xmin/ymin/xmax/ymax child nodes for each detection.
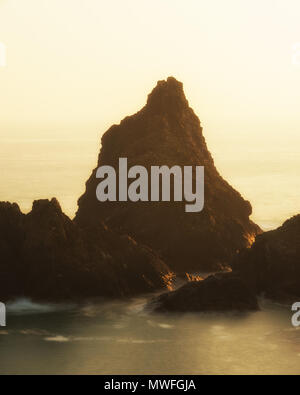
<box><xmin>0</xmin><ymin>197</ymin><xmax>173</xmax><ymax>301</ymax></box>
<box><xmin>76</xmin><ymin>77</ymin><xmax>261</xmax><ymax>272</ymax></box>
<box><xmin>146</xmin><ymin>76</ymin><xmax>189</xmax><ymax>113</ymax></box>
<box><xmin>31</xmin><ymin>198</ymin><xmax>62</xmax><ymax>215</ymax></box>
<box><xmin>0</xmin><ymin>201</ymin><xmax>22</xmax><ymax>215</ymax></box>
<box><xmin>282</xmin><ymin>214</ymin><xmax>300</xmax><ymax>229</ymax></box>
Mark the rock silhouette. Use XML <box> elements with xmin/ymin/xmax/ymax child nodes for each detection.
<box><xmin>232</xmin><ymin>215</ymin><xmax>300</xmax><ymax>302</ymax></box>
<box><xmin>151</xmin><ymin>272</ymin><xmax>259</xmax><ymax>313</ymax></box>
<box><xmin>0</xmin><ymin>77</ymin><xmax>272</xmax><ymax>306</ymax></box>
<box><xmin>0</xmin><ymin>199</ymin><xmax>173</xmax><ymax>302</ymax></box>
<box><xmin>76</xmin><ymin>77</ymin><xmax>261</xmax><ymax>272</ymax></box>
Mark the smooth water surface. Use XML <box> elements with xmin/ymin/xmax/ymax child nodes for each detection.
<box><xmin>0</xmin><ymin>297</ymin><xmax>299</xmax><ymax>375</ymax></box>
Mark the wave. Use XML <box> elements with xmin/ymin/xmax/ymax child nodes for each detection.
<box><xmin>6</xmin><ymin>298</ymin><xmax>75</xmax><ymax>315</ymax></box>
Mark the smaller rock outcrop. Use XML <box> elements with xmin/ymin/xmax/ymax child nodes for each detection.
<box><xmin>150</xmin><ymin>272</ymin><xmax>259</xmax><ymax>313</ymax></box>
<box><xmin>232</xmin><ymin>215</ymin><xmax>300</xmax><ymax>302</ymax></box>
<box><xmin>0</xmin><ymin>199</ymin><xmax>173</xmax><ymax>302</ymax></box>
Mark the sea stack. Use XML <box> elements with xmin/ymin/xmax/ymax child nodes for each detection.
<box><xmin>76</xmin><ymin>77</ymin><xmax>261</xmax><ymax>272</ymax></box>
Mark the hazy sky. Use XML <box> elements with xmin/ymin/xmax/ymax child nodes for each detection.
<box><xmin>0</xmin><ymin>0</ymin><xmax>300</xmax><ymax>227</ymax></box>
<box><xmin>1</xmin><ymin>0</ymin><xmax>300</xmax><ymax>144</ymax></box>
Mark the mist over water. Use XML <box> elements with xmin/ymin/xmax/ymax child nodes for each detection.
<box><xmin>0</xmin><ymin>296</ymin><xmax>299</xmax><ymax>375</ymax></box>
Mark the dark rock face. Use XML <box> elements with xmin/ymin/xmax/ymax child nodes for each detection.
<box><xmin>232</xmin><ymin>215</ymin><xmax>300</xmax><ymax>301</ymax></box>
<box><xmin>0</xmin><ymin>199</ymin><xmax>173</xmax><ymax>302</ymax></box>
<box><xmin>76</xmin><ymin>77</ymin><xmax>261</xmax><ymax>272</ymax></box>
<box><xmin>151</xmin><ymin>272</ymin><xmax>259</xmax><ymax>313</ymax></box>
<box><xmin>0</xmin><ymin>202</ymin><xmax>25</xmax><ymax>299</ymax></box>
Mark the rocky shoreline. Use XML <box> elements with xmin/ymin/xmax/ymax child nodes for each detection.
<box><xmin>151</xmin><ymin>215</ymin><xmax>300</xmax><ymax>313</ymax></box>
<box><xmin>150</xmin><ymin>272</ymin><xmax>259</xmax><ymax>313</ymax></box>
<box><xmin>0</xmin><ymin>199</ymin><xmax>174</xmax><ymax>302</ymax></box>
<box><xmin>0</xmin><ymin>77</ymin><xmax>299</xmax><ymax>311</ymax></box>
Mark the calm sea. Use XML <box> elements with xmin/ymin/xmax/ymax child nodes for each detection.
<box><xmin>0</xmin><ymin>297</ymin><xmax>299</xmax><ymax>375</ymax></box>
<box><xmin>0</xmin><ymin>136</ymin><xmax>299</xmax><ymax>374</ymax></box>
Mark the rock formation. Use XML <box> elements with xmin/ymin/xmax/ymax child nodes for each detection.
<box><xmin>0</xmin><ymin>199</ymin><xmax>173</xmax><ymax>302</ymax></box>
<box><xmin>152</xmin><ymin>213</ymin><xmax>300</xmax><ymax>312</ymax></box>
<box><xmin>0</xmin><ymin>77</ymin><xmax>267</xmax><ymax>305</ymax></box>
<box><xmin>76</xmin><ymin>77</ymin><xmax>261</xmax><ymax>272</ymax></box>
<box><xmin>232</xmin><ymin>215</ymin><xmax>300</xmax><ymax>302</ymax></box>
<box><xmin>150</xmin><ymin>272</ymin><xmax>259</xmax><ymax>313</ymax></box>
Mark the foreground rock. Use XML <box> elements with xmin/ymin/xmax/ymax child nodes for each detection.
<box><xmin>76</xmin><ymin>77</ymin><xmax>261</xmax><ymax>272</ymax></box>
<box><xmin>151</xmin><ymin>273</ymin><xmax>259</xmax><ymax>313</ymax></box>
<box><xmin>0</xmin><ymin>199</ymin><xmax>173</xmax><ymax>302</ymax></box>
<box><xmin>233</xmin><ymin>215</ymin><xmax>300</xmax><ymax>302</ymax></box>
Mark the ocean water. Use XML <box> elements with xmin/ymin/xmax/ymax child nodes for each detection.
<box><xmin>0</xmin><ymin>135</ymin><xmax>300</xmax><ymax>374</ymax></box>
<box><xmin>0</xmin><ymin>137</ymin><xmax>98</xmax><ymax>218</ymax></box>
<box><xmin>0</xmin><ymin>297</ymin><xmax>299</xmax><ymax>375</ymax></box>
<box><xmin>0</xmin><ymin>136</ymin><xmax>299</xmax><ymax>230</ymax></box>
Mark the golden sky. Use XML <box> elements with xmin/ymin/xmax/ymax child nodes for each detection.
<box><xmin>0</xmin><ymin>0</ymin><xmax>300</xmax><ymax>144</ymax></box>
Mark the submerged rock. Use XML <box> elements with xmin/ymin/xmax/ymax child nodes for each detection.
<box><xmin>76</xmin><ymin>77</ymin><xmax>261</xmax><ymax>272</ymax></box>
<box><xmin>0</xmin><ymin>199</ymin><xmax>173</xmax><ymax>302</ymax></box>
<box><xmin>232</xmin><ymin>215</ymin><xmax>300</xmax><ymax>302</ymax></box>
<box><xmin>151</xmin><ymin>272</ymin><xmax>259</xmax><ymax>313</ymax></box>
